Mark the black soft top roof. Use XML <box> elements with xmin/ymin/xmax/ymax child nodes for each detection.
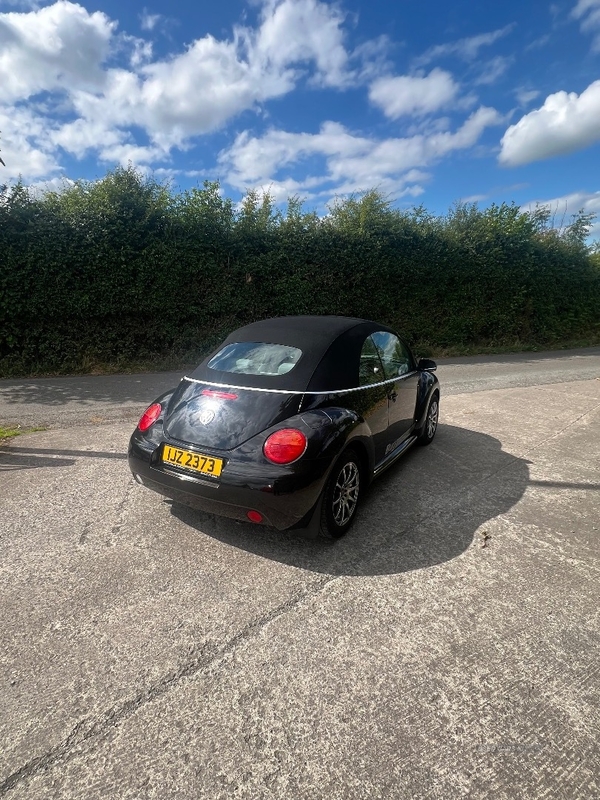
<box><xmin>190</xmin><ymin>315</ymin><xmax>397</xmax><ymax>392</ymax></box>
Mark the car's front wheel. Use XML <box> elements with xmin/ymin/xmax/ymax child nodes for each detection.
<box><xmin>418</xmin><ymin>392</ymin><xmax>439</xmax><ymax>445</ymax></box>
<box><xmin>319</xmin><ymin>448</ymin><xmax>362</xmax><ymax>540</ymax></box>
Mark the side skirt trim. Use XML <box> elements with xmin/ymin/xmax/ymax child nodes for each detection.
<box><xmin>373</xmin><ymin>435</ymin><xmax>418</xmax><ymax>477</ymax></box>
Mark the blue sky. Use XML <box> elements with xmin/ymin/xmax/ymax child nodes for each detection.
<box><xmin>1</xmin><ymin>0</ymin><xmax>600</xmax><ymax>234</ymax></box>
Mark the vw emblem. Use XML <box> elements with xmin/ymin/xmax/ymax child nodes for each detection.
<box><xmin>198</xmin><ymin>409</ymin><xmax>215</xmax><ymax>426</ymax></box>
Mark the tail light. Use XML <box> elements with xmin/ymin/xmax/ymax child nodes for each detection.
<box><xmin>137</xmin><ymin>402</ymin><xmax>162</xmax><ymax>432</ymax></box>
<box><xmin>263</xmin><ymin>428</ymin><xmax>307</xmax><ymax>465</ymax></box>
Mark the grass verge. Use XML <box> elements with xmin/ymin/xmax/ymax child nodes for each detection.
<box><xmin>0</xmin><ymin>426</ymin><xmax>47</xmax><ymax>441</ymax></box>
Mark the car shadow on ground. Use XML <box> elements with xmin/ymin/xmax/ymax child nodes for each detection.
<box><xmin>169</xmin><ymin>423</ymin><xmax>531</xmax><ymax>577</ymax></box>
<box><xmin>0</xmin><ymin>445</ymin><xmax>127</xmax><ymax>472</ymax></box>
<box><xmin>0</xmin><ymin>453</ymin><xmax>77</xmax><ymax>472</ymax></box>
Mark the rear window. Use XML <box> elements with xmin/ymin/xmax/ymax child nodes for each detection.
<box><xmin>207</xmin><ymin>342</ymin><xmax>302</xmax><ymax>376</ymax></box>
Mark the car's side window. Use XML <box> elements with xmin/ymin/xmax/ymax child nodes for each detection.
<box><xmin>371</xmin><ymin>331</ymin><xmax>414</xmax><ymax>379</ymax></box>
<box><xmin>359</xmin><ymin>336</ymin><xmax>385</xmax><ymax>386</ymax></box>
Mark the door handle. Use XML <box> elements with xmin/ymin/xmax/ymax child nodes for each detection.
<box><xmin>388</xmin><ymin>391</ymin><xmax>398</xmax><ymax>402</ymax></box>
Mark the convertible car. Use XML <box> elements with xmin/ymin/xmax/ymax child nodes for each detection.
<box><xmin>129</xmin><ymin>316</ymin><xmax>439</xmax><ymax>539</ymax></box>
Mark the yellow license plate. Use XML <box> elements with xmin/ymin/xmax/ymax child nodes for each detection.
<box><xmin>162</xmin><ymin>445</ymin><xmax>223</xmax><ymax>478</ymax></box>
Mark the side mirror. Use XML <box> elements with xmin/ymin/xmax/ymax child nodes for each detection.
<box><xmin>417</xmin><ymin>358</ymin><xmax>437</xmax><ymax>372</ymax></box>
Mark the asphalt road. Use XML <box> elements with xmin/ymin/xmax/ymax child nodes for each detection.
<box><xmin>1</xmin><ymin>346</ymin><xmax>600</xmax><ymax>429</ymax></box>
<box><xmin>1</xmin><ymin>349</ymin><xmax>600</xmax><ymax>799</ymax></box>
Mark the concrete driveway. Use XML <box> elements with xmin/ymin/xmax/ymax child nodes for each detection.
<box><xmin>1</xmin><ymin>351</ymin><xmax>599</xmax><ymax>799</ymax></box>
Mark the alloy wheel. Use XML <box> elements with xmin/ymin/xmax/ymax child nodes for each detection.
<box><xmin>331</xmin><ymin>461</ymin><xmax>360</xmax><ymax>527</ymax></box>
<box><xmin>426</xmin><ymin>399</ymin><xmax>439</xmax><ymax>439</ymax></box>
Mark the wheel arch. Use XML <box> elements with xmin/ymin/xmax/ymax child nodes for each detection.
<box><xmin>343</xmin><ymin>437</ymin><xmax>373</xmax><ymax>485</ymax></box>
<box><xmin>414</xmin><ymin>375</ymin><xmax>440</xmax><ymax>433</ymax></box>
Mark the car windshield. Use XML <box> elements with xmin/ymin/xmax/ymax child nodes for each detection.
<box><xmin>207</xmin><ymin>342</ymin><xmax>302</xmax><ymax>376</ymax></box>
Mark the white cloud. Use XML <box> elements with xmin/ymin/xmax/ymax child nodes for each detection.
<box><xmin>125</xmin><ymin>34</ymin><xmax>153</xmax><ymax>67</ymax></box>
<box><xmin>28</xmin><ymin>175</ymin><xmax>75</xmax><ymax>197</ymax></box>
<box><xmin>140</xmin><ymin>8</ymin><xmax>161</xmax><ymax>32</ymax></box>
<box><xmin>0</xmin><ymin>1</ymin><xmax>115</xmax><ymax>101</ymax></box>
<box><xmin>254</xmin><ymin>0</ymin><xmax>352</xmax><ymax>88</ymax></box>
<box><xmin>134</xmin><ymin>38</ymin><xmax>274</xmax><ymax>144</ymax></box>
<box><xmin>0</xmin><ymin>0</ymin><xmax>376</xmax><ymax>177</ymax></box>
<box><xmin>573</xmin><ymin>0</ymin><xmax>600</xmax><ymax>15</ymax></box>
<box><xmin>0</xmin><ymin>104</ymin><xmax>62</xmax><ymax>179</ymax></box>
<box><xmin>460</xmin><ymin>193</ymin><xmax>487</xmax><ymax>203</ymax></box>
<box><xmin>369</xmin><ymin>69</ymin><xmax>460</xmax><ymax>119</ymax></box>
<box><xmin>350</xmin><ymin>35</ymin><xmax>393</xmax><ymax>82</ymax></box>
<box><xmin>474</xmin><ymin>55</ymin><xmax>512</xmax><ymax>85</ymax></box>
<box><xmin>50</xmin><ymin>112</ymin><xmax>166</xmax><ymax>166</ymax></box>
<box><xmin>221</xmin><ymin>122</ymin><xmax>367</xmax><ymax>184</ymax></box>
<box><xmin>499</xmin><ymin>80</ymin><xmax>600</xmax><ymax>166</ymax></box>
<box><xmin>515</xmin><ymin>88</ymin><xmax>540</xmax><ymax>107</ymax></box>
<box><xmin>0</xmin><ymin>0</ymin><xmax>504</xmax><ymax>190</ymax></box>
<box><xmin>572</xmin><ymin>0</ymin><xmax>600</xmax><ymax>50</ymax></box>
<box><xmin>0</xmin><ymin>0</ymin><xmax>377</xmax><ymax>173</ymax></box>
<box><xmin>523</xmin><ymin>189</ymin><xmax>600</xmax><ymax>238</ymax></box>
<box><xmin>0</xmin><ymin>1</ymin><xmax>39</xmax><ymax>7</ymax></box>
<box><xmin>220</xmin><ymin>108</ymin><xmax>503</xmax><ymax>201</ymax></box>
<box><xmin>524</xmin><ymin>34</ymin><xmax>550</xmax><ymax>51</ymax></box>
<box><xmin>414</xmin><ymin>25</ymin><xmax>515</xmax><ymax>66</ymax></box>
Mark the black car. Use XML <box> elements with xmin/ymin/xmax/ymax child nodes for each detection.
<box><xmin>129</xmin><ymin>316</ymin><xmax>440</xmax><ymax>539</ymax></box>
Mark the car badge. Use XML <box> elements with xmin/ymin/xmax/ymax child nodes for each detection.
<box><xmin>198</xmin><ymin>409</ymin><xmax>215</xmax><ymax>426</ymax></box>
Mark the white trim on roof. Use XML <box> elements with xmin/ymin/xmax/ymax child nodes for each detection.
<box><xmin>182</xmin><ymin>372</ymin><xmax>418</xmax><ymax>396</ymax></box>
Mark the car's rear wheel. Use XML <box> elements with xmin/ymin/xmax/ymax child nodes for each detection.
<box><xmin>418</xmin><ymin>392</ymin><xmax>439</xmax><ymax>445</ymax></box>
<box><xmin>319</xmin><ymin>448</ymin><xmax>362</xmax><ymax>540</ymax></box>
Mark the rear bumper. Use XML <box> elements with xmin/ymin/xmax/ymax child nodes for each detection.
<box><xmin>128</xmin><ymin>438</ymin><xmax>327</xmax><ymax>531</ymax></box>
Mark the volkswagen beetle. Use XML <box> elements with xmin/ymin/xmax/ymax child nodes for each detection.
<box><xmin>128</xmin><ymin>316</ymin><xmax>439</xmax><ymax>539</ymax></box>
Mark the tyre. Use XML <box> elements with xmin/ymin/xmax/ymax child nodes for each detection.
<box><xmin>418</xmin><ymin>392</ymin><xmax>439</xmax><ymax>445</ymax></box>
<box><xmin>319</xmin><ymin>449</ymin><xmax>362</xmax><ymax>540</ymax></box>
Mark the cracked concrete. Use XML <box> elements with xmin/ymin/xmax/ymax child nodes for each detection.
<box><xmin>0</xmin><ymin>577</ymin><xmax>334</xmax><ymax>795</ymax></box>
<box><xmin>1</xmin><ymin>357</ymin><xmax>599</xmax><ymax>799</ymax></box>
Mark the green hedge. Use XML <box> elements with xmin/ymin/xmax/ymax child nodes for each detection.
<box><xmin>1</xmin><ymin>167</ymin><xmax>599</xmax><ymax>376</ymax></box>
